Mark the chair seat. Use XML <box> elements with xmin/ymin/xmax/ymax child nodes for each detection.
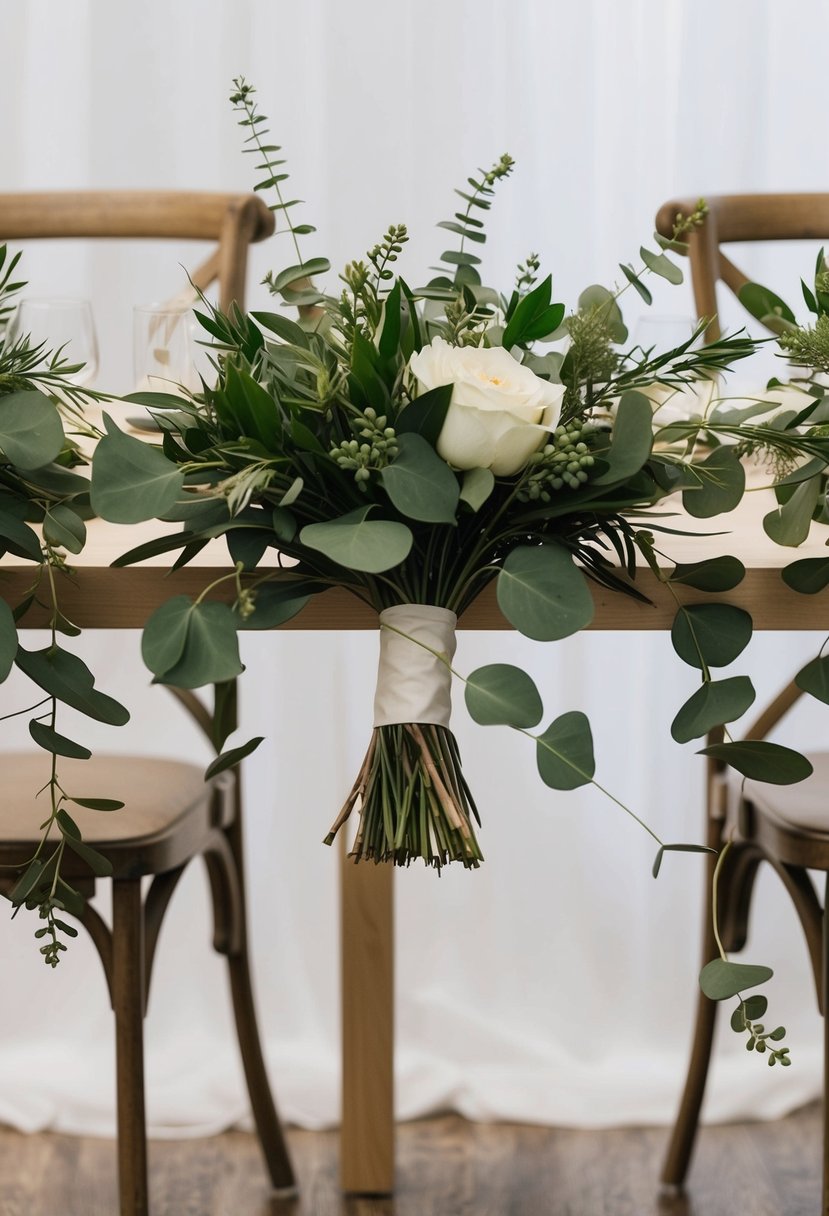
<box><xmin>740</xmin><ymin>752</ymin><xmax>829</xmax><ymax>833</ymax></box>
<box><xmin>0</xmin><ymin>753</ymin><xmax>231</xmax><ymax>878</ymax></box>
<box><xmin>727</xmin><ymin>752</ymin><xmax>829</xmax><ymax>869</ymax></box>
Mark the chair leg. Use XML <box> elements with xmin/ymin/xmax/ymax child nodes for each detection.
<box><xmin>661</xmin><ymin>836</ymin><xmax>743</xmax><ymax>1191</ymax></box>
<box><xmin>112</xmin><ymin>879</ymin><xmax>149</xmax><ymax>1216</ymax></box>
<box><xmin>215</xmin><ymin>821</ymin><xmax>296</xmax><ymax>1195</ymax></box>
<box><xmin>816</xmin><ymin>875</ymin><xmax>821</xmax><ymax>1216</ymax></box>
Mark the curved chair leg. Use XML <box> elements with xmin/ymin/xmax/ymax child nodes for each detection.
<box><xmin>661</xmin><ymin>841</ymin><xmax>754</xmax><ymax>1191</ymax></box>
<box><xmin>207</xmin><ymin>817</ymin><xmax>296</xmax><ymax>1195</ymax></box>
<box><xmin>112</xmin><ymin>879</ymin><xmax>149</xmax><ymax>1216</ymax></box>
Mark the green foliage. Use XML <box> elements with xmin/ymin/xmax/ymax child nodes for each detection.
<box><xmin>497</xmin><ymin>544</ymin><xmax>594</xmax><ymax>641</ymax></box>
<box><xmin>464</xmin><ymin>664</ymin><xmax>543</xmax><ymax>729</ymax></box>
<box><xmin>535</xmin><ymin>711</ymin><xmax>595</xmax><ymax>790</ymax></box>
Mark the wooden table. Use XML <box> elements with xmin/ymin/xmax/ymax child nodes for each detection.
<box><xmin>3</xmin><ymin>479</ymin><xmax>829</xmax><ymax>1194</ymax></box>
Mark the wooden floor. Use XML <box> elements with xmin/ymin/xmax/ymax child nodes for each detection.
<box><xmin>0</xmin><ymin>1103</ymin><xmax>822</xmax><ymax>1215</ymax></box>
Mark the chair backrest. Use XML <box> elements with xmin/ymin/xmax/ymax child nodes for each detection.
<box><xmin>655</xmin><ymin>193</ymin><xmax>829</xmax><ymax>343</ymax></box>
<box><xmin>0</xmin><ymin>191</ymin><xmax>274</xmax><ymax>314</ymax></box>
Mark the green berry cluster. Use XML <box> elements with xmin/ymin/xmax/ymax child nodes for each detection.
<box><xmin>329</xmin><ymin>407</ymin><xmax>399</xmax><ymax>490</ymax></box>
<box><xmin>517</xmin><ymin>420</ymin><xmax>597</xmax><ymax>502</ymax></box>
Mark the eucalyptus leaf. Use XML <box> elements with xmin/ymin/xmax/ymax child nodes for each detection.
<box><xmin>380</xmin><ymin>433</ymin><xmax>459</xmax><ymax>523</ymax></box>
<box><xmin>700</xmin><ymin>958</ymin><xmax>773</xmax><ymax>1001</ymax></box>
<box><xmin>141</xmin><ymin>596</ymin><xmax>193</xmax><ymax>677</ymax></box>
<box><xmin>465</xmin><ymin>664</ymin><xmax>543</xmax><ymax>728</ymax></box>
<box><xmin>670</xmin><ymin>676</ymin><xmax>756</xmax><ymax>744</ymax></box>
<box><xmin>671</xmin><ymin>604</ymin><xmax>752</xmax><ymax>670</ymax></box>
<box><xmin>29</xmin><ymin>720</ymin><xmax>91</xmax><ymax>760</ymax></box>
<box><xmin>91</xmin><ymin>415</ymin><xmax>185</xmax><ymax>523</ymax></box>
<box><xmin>593</xmin><ymin>392</ymin><xmax>653</xmax><ymax>485</ymax></box>
<box><xmin>43</xmin><ymin>504</ymin><xmax>87</xmax><ymax>554</ymax></box>
<box><xmin>459</xmin><ymin>467</ymin><xmax>495</xmax><ymax>512</ymax></box>
<box><xmin>652</xmin><ymin>843</ymin><xmax>714</xmax><ymax>879</ymax></box>
<box><xmin>697</xmin><ymin>740</ymin><xmax>814</xmax><ymax>784</ymax></box>
<box><xmin>795</xmin><ymin>655</ymin><xmax>829</xmax><ymax>705</ymax></box>
<box><xmin>640</xmin><ymin>246</ymin><xmax>684</xmax><ymax>285</ymax></box>
<box><xmin>763</xmin><ymin>475</ymin><xmax>821</xmax><ymax>547</ymax></box>
<box><xmin>681</xmin><ymin>447</ymin><xmax>745</xmax><ymax>519</ymax></box>
<box><xmin>204</xmin><ymin>736</ymin><xmax>264</xmax><ymax>779</ymax></box>
<box><xmin>15</xmin><ymin>646</ymin><xmax>130</xmax><ymax>725</ymax></box>
<box><xmin>782</xmin><ymin>557</ymin><xmax>829</xmax><ymax>594</ymax></box>
<box><xmin>536</xmin><ymin>711</ymin><xmax>595</xmax><ymax>790</ymax></box>
<box><xmin>152</xmin><ymin>601</ymin><xmax>244</xmax><ymax>689</ymax></box>
<box><xmin>669</xmin><ymin>556</ymin><xmax>745</xmax><ymax>593</ymax></box>
<box><xmin>0</xmin><ymin>390</ymin><xmax>64</xmax><ymax>469</ymax></box>
<box><xmin>300</xmin><ymin>508</ymin><xmax>412</xmax><ymax>573</ymax></box>
<box><xmin>62</xmin><ymin>833</ymin><xmax>113</xmax><ymax>877</ymax></box>
<box><xmin>497</xmin><ymin>544</ymin><xmax>594</xmax><ymax>641</ymax></box>
<box><xmin>0</xmin><ymin>598</ymin><xmax>17</xmax><ymax>682</ymax></box>
<box><xmin>68</xmin><ymin>797</ymin><xmax>125</xmax><ymax>811</ymax></box>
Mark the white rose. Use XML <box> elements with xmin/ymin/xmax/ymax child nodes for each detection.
<box><xmin>408</xmin><ymin>337</ymin><xmax>565</xmax><ymax>476</ymax></box>
<box><xmin>637</xmin><ymin>378</ymin><xmax>717</xmax><ymax>424</ymax></box>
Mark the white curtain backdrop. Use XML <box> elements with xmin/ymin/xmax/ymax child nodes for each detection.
<box><xmin>2</xmin><ymin>0</ymin><xmax>829</xmax><ymax>1138</ymax></box>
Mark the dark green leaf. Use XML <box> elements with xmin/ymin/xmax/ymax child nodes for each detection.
<box><xmin>68</xmin><ymin>797</ymin><xmax>125</xmax><ymax>811</ymax></box>
<box><xmin>29</xmin><ymin>720</ymin><xmax>92</xmax><ymax>760</ymax></box>
<box><xmin>269</xmin><ymin>258</ymin><xmax>331</xmax><ymax>294</ymax></box>
<box><xmin>536</xmin><ymin>711</ymin><xmax>595</xmax><ymax>790</ymax></box>
<box><xmin>204</xmin><ymin>736</ymin><xmax>264</xmax><ymax>780</ymax></box>
<box><xmin>380</xmin><ymin>433</ymin><xmax>460</xmax><ymax>523</ymax></box>
<box><xmin>738</xmin><ymin>282</ymin><xmax>796</xmax><ymax>333</ymax></box>
<box><xmin>43</xmin><ymin>504</ymin><xmax>87</xmax><ymax>554</ymax></box>
<box><xmin>795</xmin><ymin>655</ymin><xmax>829</xmax><ymax>705</ymax></box>
<box><xmin>141</xmin><ymin>596</ymin><xmax>192</xmax><ymax>677</ymax></box>
<box><xmin>593</xmin><ymin>392</ymin><xmax>653</xmax><ymax>485</ymax></box>
<box><xmin>697</xmin><ymin>740</ymin><xmax>814</xmax><ymax>784</ymax></box>
<box><xmin>0</xmin><ymin>598</ymin><xmax>17</xmax><ymax>681</ymax></box>
<box><xmin>62</xmin><ymin>833</ymin><xmax>113</xmax><ymax>877</ymax></box>
<box><xmin>619</xmin><ymin>263</ymin><xmax>653</xmax><ymax>305</ymax></box>
<box><xmin>152</xmin><ymin>601</ymin><xmax>244</xmax><ymax>689</ymax></box>
<box><xmin>91</xmin><ymin>415</ymin><xmax>185</xmax><ymax>523</ymax></box>
<box><xmin>0</xmin><ymin>510</ymin><xmax>43</xmax><ymax>562</ymax></box>
<box><xmin>763</xmin><ymin>475</ymin><xmax>821</xmax><ymax>546</ymax></box>
<box><xmin>497</xmin><ymin>544</ymin><xmax>594</xmax><ymax>641</ymax></box>
<box><xmin>252</xmin><ymin>310</ymin><xmax>309</xmax><ymax>347</ymax></box>
<box><xmin>300</xmin><ymin>508</ymin><xmax>412</xmax><ymax>573</ymax></box>
<box><xmin>652</xmin><ymin>842</ymin><xmax>714</xmax><ymax>878</ymax></box>
<box><xmin>670</xmin><ymin>556</ymin><xmax>745</xmax><ymax>592</ymax></box>
<box><xmin>671</xmin><ymin>604</ymin><xmax>752</xmax><ymax>669</ymax></box>
<box><xmin>465</xmin><ymin>664</ymin><xmax>543</xmax><ymax>728</ymax></box>
<box><xmin>782</xmin><ymin>557</ymin><xmax>829</xmax><ymax>594</ymax></box>
<box><xmin>670</xmin><ymin>676</ymin><xmax>756</xmax><ymax>743</ymax></box>
<box><xmin>0</xmin><ymin>390</ymin><xmax>64</xmax><ymax>469</ymax></box>
<box><xmin>681</xmin><ymin>447</ymin><xmax>746</xmax><ymax>519</ymax></box>
<box><xmin>397</xmin><ymin>384</ymin><xmax>453</xmax><ymax>446</ymax></box>
<box><xmin>700</xmin><ymin>958</ymin><xmax>773</xmax><ymax>1001</ymax></box>
<box><xmin>15</xmin><ymin>646</ymin><xmax>130</xmax><ymax>725</ymax></box>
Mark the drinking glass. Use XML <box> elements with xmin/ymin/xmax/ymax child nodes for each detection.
<box><xmin>133</xmin><ymin>303</ymin><xmax>201</xmax><ymax>396</ymax></box>
<box><xmin>8</xmin><ymin>297</ymin><xmax>99</xmax><ymax>387</ymax></box>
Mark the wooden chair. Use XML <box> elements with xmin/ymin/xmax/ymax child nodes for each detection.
<box><xmin>0</xmin><ymin>193</ymin><xmax>294</xmax><ymax>1216</ymax></box>
<box><xmin>654</xmin><ymin>194</ymin><xmax>829</xmax><ymax>1211</ymax></box>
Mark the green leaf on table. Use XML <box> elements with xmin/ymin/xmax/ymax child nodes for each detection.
<box><xmin>0</xmin><ymin>390</ymin><xmax>64</xmax><ymax>469</ymax></box>
<box><xmin>700</xmin><ymin>958</ymin><xmax>773</xmax><ymax>1001</ymax></box>
<box><xmin>670</xmin><ymin>676</ymin><xmax>756</xmax><ymax>744</ymax></box>
<box><xmin>669</xmin><ymin>556</ymin><xmax>746</xmax><ymax>593</ymax></box>
<box><xmin>497</xmin><ymin>544</ymin><xmax>594</xmax><ymax>641</ymax></box>
<box><xmin>671</xmin><ymin>604</ymin><xmax>752</xmax><ymax>669</ymax></box>
<box><xmin>459</xmin><ymin>467</ymin><xmax>495</xmax><ymax>512</ymax></box>
<box><xmin>0</xmin><ymin>599</ymin><xmax>17</xmax><ymax>682</ymax></box>
<box><xmin>465</xmin><ymin>664</ymin><xmax>543</xmax><ymax>728</ymax></box>
<box><xmin>795</xmin><ymin>655</ymin><xmax>829</xmax><ymax>705</ymax></box>
<box><xmin>593</xmin><ymin>392</ymin><xmax>653</xmax><ymax>485</ymax></box>
<box><xmin>43</xmin><ymin>504</ymin><xmax>87</xmax><ymax>554</ymax></box>
<box><xmin>640</xmin><ymin>246</ymin><xmax>684</xmax><ymax>285</ymax></box>
<box><xmin>536</xmin><ymin>710</ymin><xmax>595</xmax><ymax>790</ymax></box>
<box><xmin>15</xmin><ymin>646</ymin><xmax>130</xmax><ymax>725</ymax></box>
<box><xmin>763</xmin><ymin>475</ymin><xmax>821</xmax><ymax>547</ymax></box>
<box><xmin>300</xmin><ymin>507</ymin><xmax>412</xmax><ymax>573</ymax></box>
<box><xmin>782</xmin><ymin>557</ymin><xmax>829</xmax><ymax>594</ymax></box>
<box><xmin>380</xmin><ymin>433</ymin><xmax>459</xmax><ymax>523</ymax></box>
<box><xmin>143</xmin><ymin>599</ymin><xmax>243</xmax><ymax>689</ymax></box>
<box><xmin>681</xmin><ymin>447</ymin><xmax>745</xmax><ymax>518</ymax></box>
<box><xmin>697</xmin><ymin>740</ymin><xmax>813</xmax><ymax>784</ymax></box>
<box><xmin>651</xmin><ymin>843</ymin><xmax>713</xmax><ymax>879</ymax></box>
<box><xmin>29</xmin><ymin>720</ymin><xmax>91</xmax><ymax>760</ymax></box>
<box><xmin>204</xmin><ymin>736</ymin><xmax>264</xmax><ymax>780</ymax></box>
<box><xmin>396</xmin><ymin>384</ymin><xmax>453</xmax><ymax>447</ymax></box>
<box><xmin>91</xmin><ymin>415</ymin><xmax>185</xmax><ymax>523</ymax></box>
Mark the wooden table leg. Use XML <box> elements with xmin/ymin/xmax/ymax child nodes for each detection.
<box><xmin>340</xmin><ymin>838</ymin><xmax>395</xmax><ymax>1194</ymax></box>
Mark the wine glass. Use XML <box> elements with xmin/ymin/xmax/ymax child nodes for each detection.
<box><xmin>8</xmin><ymin>297</ymin><xmax>99</xmax><ymax>387</ymax></box>
<box><xmin>133</xmin><ymin>303</ymin><xmax>202</xmax><ymax>395</ymax></box>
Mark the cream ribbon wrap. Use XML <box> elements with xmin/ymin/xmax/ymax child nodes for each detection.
<box><xmin>373</xmin><ymin>604</ymin><xmax>457</xmax><ymax>728</ymax></box>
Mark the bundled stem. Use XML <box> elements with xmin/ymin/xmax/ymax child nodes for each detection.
<box><xmin>325</xmin><ymin>723</ymin><xmax>483</xmax><ymax>869</ymax></box>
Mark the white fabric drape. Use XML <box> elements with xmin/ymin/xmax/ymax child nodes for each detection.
<box><xmin>2</xmin><ymin>0</ymin><xmax>829</xmax><ymax>1136</ymax></box>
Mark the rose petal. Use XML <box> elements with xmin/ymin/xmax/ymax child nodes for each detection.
<box><xmin>489</xmin><ymin>422</ymin><xmax>550</xmax><ymax>477</ymax></box>
<box><xmin>436</xmin><ymin>402</ymin><xmax>496</xmax><ymax>470</ymax></box>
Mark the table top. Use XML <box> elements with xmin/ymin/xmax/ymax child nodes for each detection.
<box><xmin>2</xmin><ymin>473</ymin><xmax>828</xmax><ymax>630</ymax></box>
